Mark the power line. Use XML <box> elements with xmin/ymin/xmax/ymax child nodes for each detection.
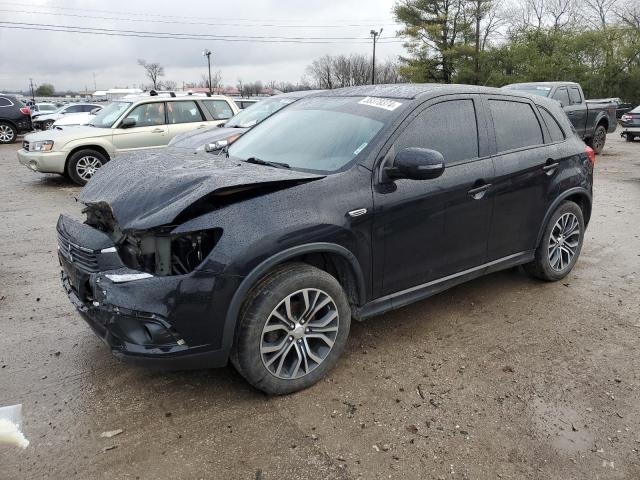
<box><xmin>0</xmin><ymin>22</ymin><xmax>405</xmax><ymax>44</ymax></box>
<box><xmin>0</xmin><ymin>7</ymin><xmax>401</xmax><ymax>29</ymax></box>
<box><xmin>0</xmin><ymin>1</ymin><xmax>398</xmax><ymax>26</ymax></box>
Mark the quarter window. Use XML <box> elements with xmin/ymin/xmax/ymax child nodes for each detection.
<box><xmin>552</xmin><ymin>88</ymin><xmax>570</xmax><ymax>107</ymax></box>
<box><xmin>568</xmin><ymin>87</ymin><xmax>582</xmax><ymax>105</ymax></box>
<box><xmin>202</xmin><ymin>100</ymin><xmax>234</xmax><ymax>120</ymax></box>
<box><xmin>489</xmin><ymin>100</ymin><xmax>543</xmax><ymax>152</ymax></box>
<box><xmin>167</xmin><ymin>101</ymin><xmax>204</xmax><ymax>124</ymax></box>
<box><xmin>127</xmin><ymin>102</ymin><xmax>166</xmax><ymax>127</ymax></box>
<box><xmin>0</xmin><ymin>97</ymin><xmax>13</xmax><ymax>107</ymax></box>
<box><xmin>538</xmin><ymin>106</ymin><xmax>565</xmax><ymax>142</ymax></box>
<box><xmin>395</xmin><ymin>99</ymin><xmax>479</xmax><ymax>164</ymax></box>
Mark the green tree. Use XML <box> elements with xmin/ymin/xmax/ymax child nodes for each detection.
<box><xmin>35</xmin><ymin>83</ymin><xmax>55</xmax><ymax>96</ymax></box>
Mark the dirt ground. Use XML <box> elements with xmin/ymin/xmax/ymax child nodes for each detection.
<box><xmin>0</xmin><ymin>133</ymin><xmax>639</xmax><ymax>480</ymax></box>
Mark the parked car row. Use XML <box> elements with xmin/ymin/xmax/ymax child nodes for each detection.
<box><xmin>32</xmin><ymin>103</ymin><xmax>102</xmax><ymax>130</ymax></box>
<box><xmin>52</xmin><ymin>84</ymin><xmax>598</xmax><ymax>394</ymax></box>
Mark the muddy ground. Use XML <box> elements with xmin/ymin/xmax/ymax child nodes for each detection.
<box><xmin>1</xmin><ymin>134</ymin><xmax>639</xmax><ymax>480</ymax></box>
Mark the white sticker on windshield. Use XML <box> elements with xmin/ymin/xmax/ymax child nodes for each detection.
<box><xmin>353</xmin><ymin>142</ymin><xmax>368</xmax><ymax>156</ymax></box>
<box><xmin>358</xmin><ymin>97</ymin><xmax>402</xmax><ymax>111</ymax></box>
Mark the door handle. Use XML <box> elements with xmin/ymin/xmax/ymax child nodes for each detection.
<box><xmin>151</xmin><ymin>128</ymin><xmax>164</xmax><ymax>133</ymax></box>
<box><xmin>467</xmin><ymin>183</ymin><xmax>492</xmax><ymax>200</ymax></box>
<box><xmin>542</xmin><ymin>161</ymin><xmax>559</xmax><ymax>174</ymax></box>
<box><xmin>197</xmin><ymin>124</ymin><xmax>208</xmax><ymax>129</ymax></box>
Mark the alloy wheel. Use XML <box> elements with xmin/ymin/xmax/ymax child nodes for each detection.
<box><xmin>75</xmin><ymin>155</ymin><xmax>103</xmax><ymax>181</ymax></box>
<box><xmin>260</xmin><ymin>288</ymin><xmax>339</xmax><ymax>380</ymax></box>
<box><xmin>0</xmin><ymin>124</ymin><xmax>15</xmax><ymax>142</ymax></box>
<box><xmin>548</xmin><ymin>212</ymin><xmax>580</xmax><ymax>271</ymax></box>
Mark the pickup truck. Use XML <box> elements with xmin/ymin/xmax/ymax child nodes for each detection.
<box><xmin>502</xmin><ymin>81</ymin><xmax>617</xmax><ymax>153</ymax></box>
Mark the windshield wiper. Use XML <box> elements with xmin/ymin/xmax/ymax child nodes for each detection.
<box><xmin>244</xmin><ymin>157</ymin><xmax>290</xmax><ymax>169</ymax></box>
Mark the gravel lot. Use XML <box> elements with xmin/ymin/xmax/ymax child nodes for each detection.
<box><xmin>1</xmin><ymin>134</ymin><xmax>639</xmax><ymax>479</ymax></box>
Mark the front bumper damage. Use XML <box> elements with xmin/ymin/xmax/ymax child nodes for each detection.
<box><xmin>57</xmin><ymin>214</ymin><xmax>230</xmax><ymax>369</ymax></box>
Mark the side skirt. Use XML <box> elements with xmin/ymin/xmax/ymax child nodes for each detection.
<box><xmin>355</xmin><ymin>251</ymin><xmax>534</xmax><ymax>321</ymax></box>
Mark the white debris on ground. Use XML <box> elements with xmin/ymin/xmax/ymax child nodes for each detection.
<box><xmin>0</xmin><ymin>404</ymin><xmax>29</xmax><ymax>449</ymax></box>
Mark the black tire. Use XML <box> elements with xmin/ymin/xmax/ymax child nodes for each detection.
<box><xmin>625</xmin><ymin>133</ymin><xmax>634</xmax><ymax>142</ymax></box>
<box><xmin>586</xmin><ymin>124</ymin><xmax>607</xmax><ymax>154</ymax></box>
<box><xmin>66</xmin><ymin>149</ymin><xmax>108</xmax><ymax>186</ymax></box>
<box><xmin>43</xmin><ymin>120</ymin><xmax>55</xmax><ymax>130</ymax></box>
<box><xmin>231</xmin><ymin>263</ymin><xmax>351</xmax><ymax>395</ymax></box>
<box><xmin>0</xmin><ymin>122</ymin><xmax>17</xmax><ymax>144</ymax></box>
<box><xmin>524</xmin><ymin>201</ymin><xmax>585</xmax><ymax>282</ymax></box>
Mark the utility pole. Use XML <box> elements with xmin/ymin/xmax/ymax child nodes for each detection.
<box><xmin>29</xmin><ymin>78</ymin><xmax>35</xmax><ymax>102</ymax></box>
<box><xmin>370</xmin><ymin>28</ymin><xmax>383</xmax><ymax>85</ymax></box>
<box><xmin>202</xmin><ymin>49</ymin><xmax>212</xmax><ymax>93</ymax></box>
<box><xmin>93</xmin><ymin>72</ymin><xmax>97</xmax><ymax>91</ymax></box>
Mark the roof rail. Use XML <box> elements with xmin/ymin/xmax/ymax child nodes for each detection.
<box><xmin>149</xmin><ymin>90</ymin><xmax>158</xmax><ymax>96</ymax></box>
<box><xmin>169</xmin><ymin>92</ymin><xmax>176</xmax><ymax>97</ymax></box>
<box><xmin>206</xmin><ymin>92</ymin><xmax>211</xmax><ymax>97</ymax></box>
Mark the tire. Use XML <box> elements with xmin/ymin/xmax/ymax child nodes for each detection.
<box><xmin>231</xmin><ymin>263</ymin><xmax>351</xmax><ymax>395</ymax></box>
<box><xmin>625</xmin><ymin>133</ymin><xmax>634</xmax><ymax>142</ymax></box>
<box><xmin>524</xmin><ymin>201</ymin><xmax>585</xmax><ymax>282</ymax></box>
<box><xmin>43</xmin><ymin>120</ymin><xmax>55</xmax><ymax>130</ymax></box>
<box><xmin>66</xmin><ymin>149</ymin><xmax>108</xmax><ymax>186</ymax></box>
<box><xmin>0</xmin><ymin>122</ymin><xmax>17</xmax><ymax>144</ymax></box>
<box><xmin>586</xmin><ymin>124</ymin><xmax>607</xmax><ymax>154</ymax></box>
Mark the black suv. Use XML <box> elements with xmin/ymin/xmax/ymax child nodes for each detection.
<box><xmin>0</xmin><ymin>95</ymin><xmax>32</xmax><ymax>144</ymax></box>
<box><xmin>57</xmin><ymin>85</ymin><xmax>594</xmax><ymax>394</ymax></box>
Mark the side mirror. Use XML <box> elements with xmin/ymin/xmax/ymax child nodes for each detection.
<box><xmin>205</xmin><ymin>139</ymin><xmax>228</xmax><ymax>152</ymax></box>
<box><xmin>384</xmin><ymin>148</ymin><xmax>445</xmax><ymax>181</ymax></box>
<box><xmin>120</xmin><ymin>117</ymin><xmax>136</xmax><ymax>129</ymax></box>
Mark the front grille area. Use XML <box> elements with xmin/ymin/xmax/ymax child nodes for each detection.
<box><xmin>22</xmin><ymin>140</ymin><xmax>29</xmax><ymax>150</ymax></box>
<box><xmin>57</xmin><ymin>232</ymin><xmax>99</xmax><ymax>272</ymax></box>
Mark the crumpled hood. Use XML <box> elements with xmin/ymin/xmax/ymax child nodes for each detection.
<box><xmin>80</xmin><ymin>150</ymin><xmax>324</xmax><ymax>231</ymax></box>
<box><xmin>170</xmin><ymin>126</ymin><xmax>249</xmax><ymax>151</ymax></box>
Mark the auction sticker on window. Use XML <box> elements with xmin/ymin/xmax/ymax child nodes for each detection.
<box><xmin>358</xmin><ymin>97</ymin><xmax>403</xmax><ymax>111</ymax></box>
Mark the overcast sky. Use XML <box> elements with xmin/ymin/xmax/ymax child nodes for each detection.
<box><xmin>0</xmin><ymin>0</ymin><xmax>405</xmax><ymax>92</ymax></box>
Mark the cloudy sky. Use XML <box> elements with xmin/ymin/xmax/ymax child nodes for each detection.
<box><xmin>0</xmin><ymin>0</ymin><xmax>405</xmax><ymax>92</ymax></box>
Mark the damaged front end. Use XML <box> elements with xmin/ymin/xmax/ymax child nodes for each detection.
<box><xmin>57</xmin><ymin>210</ymin><xmax>227</xmax><ymax>368</ymax></box>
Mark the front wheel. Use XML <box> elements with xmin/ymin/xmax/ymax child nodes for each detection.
<box><xmin>231</xmin><ymin>263</ymin><xmax>351</xmax><ymax>395</ymax></box>
<box><xmin>524</xmin><ymin>201</ymin><xmax>585</xmax><ymax>281</ymax></box>
<box><xmin>625</xmin><ymin>133</ymin><xmax>635</xmax><ymax>142</ymax></box>
<box><xmin>0</xmin><ymin>122</ymin><xmax>17</xmax><ymax>144</ymax></box>
<box><xmin>66</xmin><ymin>149</ymin><xmax>108</xmax><ymax>186</ymax></box>
<box><xmin>587</xmin><ymin>124</ymin><xmax>607</xmax><ymax>154</ymax></box>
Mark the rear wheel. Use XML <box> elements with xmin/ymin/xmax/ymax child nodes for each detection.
<box><xmin>231</xmin><ymin>263</ymin><xmax>351</xmax><ymax>395</ymax></box>
<box><xmin>587</xmin><ymin>124</ymin><xmax>607</xmax><ymax>154</ymax></box>
<box><xmin>625</xmin><ymin>133</ymin><xmax>635</xmax><ymax>142</ymax></box>
<box><xmin>0</xmin><ymin>122</ymin><xmax>17</xmax><ymax>144</ymax></box>
<box><xmin>524</xmin><ymin>201</ymin><xmax>585</xmax><ymax>281</ymax></box>
<box><xmin>66</xmin><ymin>149</ymin><xmax>108</xmax><ymax>186</ymax></box>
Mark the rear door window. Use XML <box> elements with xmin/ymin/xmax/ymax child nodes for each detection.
<box><xmin>65</xmin><ymin>105</ymin><xmax>84</xmax><ymax>113</ymax></box>
<box><xmin>568</xmin><ymin>87</ymin><xmax>582</xmax><ymax>105</ymax></box>
<box><xmin>395</xmin><ymin>99</ymin><xmax>479</xmax><ymax>164</ymax></box>
<box><xmin>202</xmin><ymin>100</ymin><xmax>234</xmax><ymax>120</ymax></box>
<box><xmin>489</xmin><ymin>100</ymin><xmax>544</xmax><ymax>152</ymax></box>
<box><xmin>552</xmin><ymin>88</ymin><xmax>570</xmax><ymax>107</ymax></box>
<box><xmin>167</xmin><ymin>100</ymin><xmax>204</xmax><ymax>124</ymax></box>
<box><xmin>538</xmin><ymin>106</ymin><xmax>566</xmax><ymax>142</ymax></box>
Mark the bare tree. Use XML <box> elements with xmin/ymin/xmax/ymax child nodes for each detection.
<box><xmin>137</xmin><ymin>59</ymin><xmax>164</xmax><ymax>90</ymax></box>
<box><xmin>548</xmin><ymin>0</ymin><xmax>576</xmax><ymax>27</ymax></box>
<box><xmin>306</xmin><ymin>55</ymin><xmax>334</xmax><ymax>89</ymax></box>
<box><xmin>583</xmin><ymin>0</ymin><xmax>619</xmax><ymax>27</ymax></box>
<box><xmin>616</xmin><ymin>0</ymin><xmax>640</xmax><ymax>27</ymax></box>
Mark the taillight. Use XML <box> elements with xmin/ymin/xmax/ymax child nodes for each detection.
<box><xmin>20</xmin><ymin>107</ymin><xmax>30</xmax><ymax>115</ymax></box>
<box><xmin>585</xmin><ymin>145</ymin><xmax>595</xmax><ymax>166</ymax></box>
<box><xmin>621</xmin><ymin>114</ymin><xmax>631</xmax><ymax>121</ymax></box>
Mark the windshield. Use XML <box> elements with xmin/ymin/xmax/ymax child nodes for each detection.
<box><xmin>503</xmin><ymin>85</ymin><xmax>552</xmax><ymax>97</ymax></box>
<box><xmin>89</xmin><ymin>101</ymin><xmax>131</xmax><ymax>128</ymax></box>
<box><xmin>225</xmin><ymin>97</ymin><xmax>296</xmax><ymax>128</ymax></box>
<box><xmin>228</xmin><ymin>97</ymin><xmax>395</xmax><ymax>173</ymax></box>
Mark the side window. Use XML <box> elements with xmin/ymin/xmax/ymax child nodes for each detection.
<box><xmin>489</xmin><ymin>100</ymin><xmax>544</xmax><ymax>152</ymax></box>
<box><xmin>82</xmin><ymin>105</ymin><xmax>95</xmax><ymax>112</ymax></box>
<box><xmin>0</xmin><ymin>97</ymin><xmax>13</xmax><ymax>107</ymax></box>
<box><xmin>568</xmin><ymin>87</ymin><xmax>582</xmax><ymax>105</ymax></box>
<box><xmin>202</xmin><ymin>100</ymin><xmax>234</xmax><ymax>120</ymax></box>
<box><xmin>552</xmin><ymin>88</ymin><xmax>570</xmax><ymax>107</ymax></box>
<box><xmin>538</xmin><ymin>106</ymin><xmax>566</xmax><ymax>142</ymax></box>
<box><xmin>167</xmin><ymin>101</ymin><xmax>204</xmax><ymax>124</ymax></box>
<box><xmin>395</xmin><ymin>99</ymin><xmax>479</xmax><ymax>164</ymax></box>
<box><xmin>127</xmin><ymin>102</ymin><xmax>166</xmax><ymax>127</ymax></box>
<box><xmin>66</xmin><ymin>105</ymin><xmax>83</xmax><ymax>113</ymax></box>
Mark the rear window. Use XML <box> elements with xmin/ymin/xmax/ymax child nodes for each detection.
<box><xmin>538</xmin><ymin>106</ymin><xmax>566</xmax><ymax>142</ymax></box>
<box><xmin>489</xmin><ymin>100</ymin><xmax>544</xmax><ymax>152</ymax></box>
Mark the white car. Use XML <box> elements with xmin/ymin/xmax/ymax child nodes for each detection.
<box><xmin>32</xmin><ymin>103</ymin><xmax>102</xmax><ymax>130</ymax></box>
<box><xmin>52</xmin><ymin>110</ymin><xmax>100</xmax><ymax>128</ymax></box>
<box><xmin>31</xmin><ymin>103</ymin><xmax>57</xmax><ymax>118</ymax></box>
<box><xmin>18</xmin><ymin>94</ymin><xmax>239</xmax><ymax>185</ymax></box>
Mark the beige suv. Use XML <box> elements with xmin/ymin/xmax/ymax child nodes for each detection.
<box><xmin>18</xmin><ymin>94</ymin><xmax>239</xmax><ymax>185</ymax></box>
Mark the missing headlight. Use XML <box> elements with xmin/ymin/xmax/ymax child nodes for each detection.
<box><xmin>118</xmin><ymin>228</ymin><xmax>221</xmax><ymax>276</ymax></box>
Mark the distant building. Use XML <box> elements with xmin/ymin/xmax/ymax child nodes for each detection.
<box><xmin>92</xmin><ymin>88</ymin><xmax>143</xmax><ymax>100</ymax></box>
